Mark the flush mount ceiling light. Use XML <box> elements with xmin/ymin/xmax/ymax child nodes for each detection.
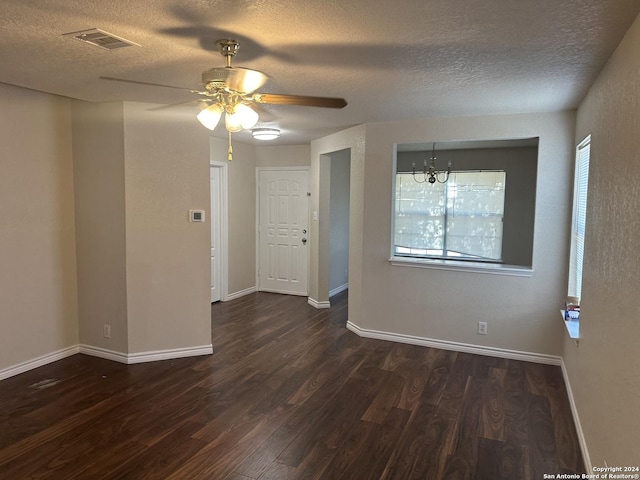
<box><xmin>252</xmin><ymin>128</ymin><xmax>281</xmax><ymax>141</ymax></box>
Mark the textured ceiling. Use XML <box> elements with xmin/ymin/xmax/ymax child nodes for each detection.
<box><xmin>1</xmin><ymin>0</ymin><xmax>639</xmax><ymax>145</ymax></box>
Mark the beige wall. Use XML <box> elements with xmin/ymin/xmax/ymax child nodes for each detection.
<box><xmin>564</xmin><ymin>13</ymin><xmax>640</xmax><ymax>467</ymax></box>
<box><xmin>71</xmin><ymin>101</ymin><xmax>128</xmax><ymax>352</ymax></box>
<box><xmin>72</xmin><ymin>101</ymin><xmax>212</xmax><ymax>356</ymax></box>
<box><xmin>1</xmin><ymin>89</ymin><xmax>212</xmax><ymax>372</ymax></box>
<box><xmin>256</xmin><ymin>144</ymin><xmax>310</xmax><ymax>167</ymax></box>
<box><xmin>0</xmin><ymin>83</ymin><xmax>78</xmax><ymax>372</ymax></box>
<box><xmin>312</xmin><ymin>112</ymin><xmax>575</xmax><ymax>356</ymax></box>
<box><xmin>360</xmin><ymin>113</ymin><xmax>575</xmax><ymax>355</ymax></box>
<box><xmin>123</xmin><ymin>103</ymin><xmax>211</xmax><ymax>353</ymax></box>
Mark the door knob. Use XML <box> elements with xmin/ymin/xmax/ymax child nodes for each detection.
<box><xmin>302</xmin><ymin>238</ymin><xmax>307</xmax><ymax>245</ymax></box>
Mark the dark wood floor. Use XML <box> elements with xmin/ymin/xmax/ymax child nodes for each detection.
<box><xmin>0</xmin><ymin>290</ymin><xmax>584</xmax><ymax>479</ymax></box>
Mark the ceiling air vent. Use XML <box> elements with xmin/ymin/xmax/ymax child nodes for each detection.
<box><xmin>63</xmin><ymin>28</ymin><xmax>140</xmax><ymax>50</ymax></box>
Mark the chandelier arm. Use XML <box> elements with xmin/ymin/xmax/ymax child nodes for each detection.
<box><xmin>412</xmin><ymin>172</ymin><xmax>428</xmax><ymax>183</ymax></box>
<box><xmin>436</xmin><ymin>170</ymin><xmax>450</xmax><ymax>183</ymax></box>
<box><xmin>411</xmin><ymin>163</ymin><xmax>427</xmax><ymax>183</ymax></box>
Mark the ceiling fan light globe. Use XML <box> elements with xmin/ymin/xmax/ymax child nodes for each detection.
<box><xmin>196</xmin><ymin>103</ymin><xmax>223</xmax><ymax>130</ymax></box>
<box><xmin>226</xmin><ymin>103</ymin><xmax>259</xmax><ymax>131</ymax></box>
<box><xmin>225</xmin><ymin>113</ymin><xmax>244</xmax><ymax>132</ymax></box>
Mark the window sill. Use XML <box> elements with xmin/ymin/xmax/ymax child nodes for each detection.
<box><xmin>389</xmin><ymin>256</ymin><xmax>533</xmax><ymax>277</ymax></box>
<box><xmin>561</xmin><ymin>310</ymin><xmax>580</xmax><ymax>340</ymax></box>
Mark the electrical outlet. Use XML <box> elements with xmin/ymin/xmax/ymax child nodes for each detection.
<box><xmin>103</xmin><ymin>324</ymin><xmax>111</xmax><ymax>338</ymax></box>
<box><xmin>478</xmin><ymin>321</ymin><xmax>488</xmax><ymax>335</ymax></box>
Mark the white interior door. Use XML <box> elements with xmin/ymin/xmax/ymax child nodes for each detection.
<box><xmin>210</xmin><ymin>166</ymin><xmax>221</xmax><ymax>303</ymax></box>
<box><xmin>258</xmin><ymin>169</ymin><xmax>309</xmax><ymax>295</ymax></box>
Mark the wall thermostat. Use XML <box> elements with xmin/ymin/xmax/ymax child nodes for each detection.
<box><xmin>189</xmin><ymin>210</ymin><xmax>205</xmax><ymax>222</ymax></box>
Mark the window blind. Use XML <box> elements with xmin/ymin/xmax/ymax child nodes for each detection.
<box><xmin>394</xmin><ymin>171</ymin><xmax>506</xmax><ymax>261</ymax></box>
<box><xmin>568</xmin><ymin>136</ymin><xmax>591</xmax><ymax>299</ymax></box>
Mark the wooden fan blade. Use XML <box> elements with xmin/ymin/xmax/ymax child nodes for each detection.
<box><xmin>253</xmin><ymin>93</ymin><xmax>347</xmax><ymax>108</ymax></box>
<box><xmin>99</xmin><ymin>76</ymin><xmax>199</xmax><ymax>92</ymax></box>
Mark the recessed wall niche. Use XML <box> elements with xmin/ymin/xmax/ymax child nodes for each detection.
<box><xmin>394</xmin><ymin>138</ymin><xmax>539</xmax><ymax>267</ymax></box>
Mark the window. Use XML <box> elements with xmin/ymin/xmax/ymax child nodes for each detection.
<box><xmin>568</xmin><ymin>135</ymin><xmax>591</xmax><ymax>300</ymax></box>
<box><xmin>394</xmin><ymin>171</ymin><xmax>506</xmax><ymax>262</ymax></box>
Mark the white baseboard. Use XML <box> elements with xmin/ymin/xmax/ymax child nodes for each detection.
<box><xmin>80</xmin><ymin>344</ymin><xmax>213</xmax><ymax>364</ymax></box>
<box><xmin>560</xmin><ymin>360</ymin><xmax>592</xmax><ymax>472</ymax></box>
<box><xmin>225</xmin><ymin>286</ymin><xmax>256</xmax><ymax>301</ymax></box>
<box><xmin>0</xmin><ymin>345</ymin><xmax>80</xmax><ymax>381</ymax></box>
<box><xmin>0</xmin><ymin>343</ymin><xmax>214</xmax><ymax>380</ymax></box>
<box><xmin>126</xmin><ymin>345</ymin><xmax>213</xmax><ymax>364</ymax></box>
<box><xmin>78</xmin><ymin>344</ymin><xmax>129</xmax><ymax>363</ymax></box>
<box><xmin>346</xmin><ymin>321</ymin><xmax>562</xmax><ymax>366</ymax></box>
<box><xmin>329</xmin><ymin>283</ymin><xmax>348</xmax><ymax>297</ymax></box>
<box><xmin>308</xmin><ymin>297</ymin><xmax>331</xmax><ymax>309</ymax></box>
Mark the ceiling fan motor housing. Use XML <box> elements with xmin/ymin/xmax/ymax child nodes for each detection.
<box><xmin>202</xmin><ymin>68</ymin><xmax>231</xmax><ymax>91</ymax></box>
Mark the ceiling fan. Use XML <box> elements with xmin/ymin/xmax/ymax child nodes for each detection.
<box><xmin>101</xmin><ymin>39</ymin><xmax>347</xmax><ymax>158</ymax></box>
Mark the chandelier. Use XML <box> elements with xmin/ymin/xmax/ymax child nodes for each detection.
<box><xmin>412</xmin><ymin>143</ymin><xmax>452</xmax><ymax>184</ymax></box>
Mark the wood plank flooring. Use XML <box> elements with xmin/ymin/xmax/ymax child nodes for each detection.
<box><xmin>0</xmin><ymin>291</ymin><xmax>585</xmax><ymax>479</ymax></box>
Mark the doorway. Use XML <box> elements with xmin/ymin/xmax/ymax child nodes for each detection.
<box><xmin>210</xmin><ymin>162</ymin><xmax>227</xmax><ymax>303</ymax></box>
<box><xmin>329</xmin><ymin>151</ymin><xmax>351</xmax><ymax>297</ymax></box>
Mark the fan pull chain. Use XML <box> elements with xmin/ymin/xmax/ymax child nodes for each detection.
<box><xmin>228</xmin><ymin>131</ymin><xmax>233</xmax><ymax>161</ymax></box>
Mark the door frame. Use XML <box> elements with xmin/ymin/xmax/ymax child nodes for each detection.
<box><xmin>210</xmin><ymin>161</ymin><xmax>228</xmax><ymax>301</ymax></box>
<box><xmin>255</xmin><ymin>167</ymin><xmax>311</xmax><ymax>295</ymax></box>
